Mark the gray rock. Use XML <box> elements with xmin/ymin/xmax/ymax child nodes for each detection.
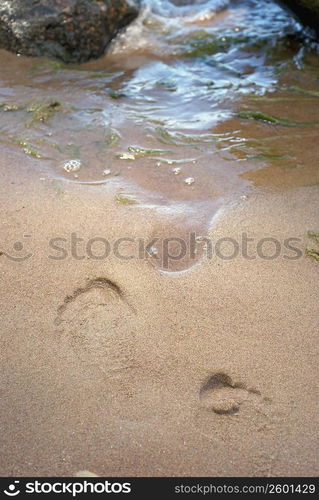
<box><xmin>0</xmin><ymin>0</ymin><xmax>141</xmax><ymax>63</ymax></box>
<box><xmin>275</xmin><ymin>1</ymin><xmax>319</xmax><ymax>35</ymax></box>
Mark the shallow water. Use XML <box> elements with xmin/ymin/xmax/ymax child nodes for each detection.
<box><xmin>0</xmin><ymin>0</ymin><xmax>318</xmax><ymax>269</ymax></box>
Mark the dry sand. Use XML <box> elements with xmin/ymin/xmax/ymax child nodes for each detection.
<box><xmin>0</xmin><ymin>145</ymin><xmax>318</xmax><ymax>477</ymax></box>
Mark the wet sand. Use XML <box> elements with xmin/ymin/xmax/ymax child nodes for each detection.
<box><xmin>0</xmin><ymin>145</ymin><xmax>318</xmax><ymax>477</ymax></box>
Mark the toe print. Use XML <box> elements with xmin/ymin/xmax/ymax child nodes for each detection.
<box><xmin>199</xmin><ymin>372</ymin><xmax>261</xmax><ymax>415</ymax></box>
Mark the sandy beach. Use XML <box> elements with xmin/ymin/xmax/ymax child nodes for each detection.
<box><xmin>0</xmin><ymin>0</ymin><xmax>318</xmax><ymax>478</ymax></box>
<box><xmin>0</xmin><ymin>143</ymin><xmax>318</xmax><ymax>476</ymax></box>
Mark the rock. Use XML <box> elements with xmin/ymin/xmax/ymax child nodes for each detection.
<box><xmin>0</xmin><ymin>0</ymin><xmax>140</xmax><ymax>63</ymax></box>
<box><xmin>275</xmin><ymin>1</ymin><xmax>319</xmax><ymax>35</ymax></box>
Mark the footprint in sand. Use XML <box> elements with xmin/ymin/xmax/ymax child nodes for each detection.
<box><xmin>199</xmin><ymin>372</ymin><xmax>262</xmax><ymax>415</ymax></box>
<box><xmin>54</xmin><ymin>278</ymin><xmax>136</xmax><ymax>375</ymax></box>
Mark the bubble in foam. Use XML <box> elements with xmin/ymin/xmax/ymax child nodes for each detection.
<box><xmin>63</xmin><ymin>159</ymin><xmax>82</xmax><ymax>173</ymax></box>
<box><xmin>184</xmin><ymin>177</ymin><xmax>195</xmax><ymax>185</ymax></box>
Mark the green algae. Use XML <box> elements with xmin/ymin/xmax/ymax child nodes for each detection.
<box><xmin>306</xmin><ymin>247</ymin><xmax>319</xmax><ymax>261</ymax></box>
<box><xmin>306</xmin><ymin>230</ymin><xmax>319</xmax><ymax>262</ymax></box>
<box><xmin>236</xmin><ymin>110</ymin><xmax>319</xmax><ymax>127</ymax></box>
<box><xmin>29</xmin><ymin>60</ymin><xmax>65</xmax><ymax>76</ymax></box>
<box><xmin>246</xmin><ymin>153</ymin><xmax>291</xmax><ymax>161</ymax></box>
<box><xmin>87</xmin><ymin>71</ymin><xmax>117</xmax><ymax>79</ymax></box>
<box><xmin>289</xmin><ymin>86</ymin><xmax>319</xmax><ymax>98</ymax></box>
<box><xmin>108</xmin><ymin>90</ymin><xmax>127</xmax><ymax>100</ymax></box>
<box><xmin>248</xmin><ymin>96</ymin><xmax>316</xmax><ymax>102</ymax></box>
<box><xmin>147</xmin><ymin>118</ymin><xmax>166</xmax><ymax>126</ymax></box>
<box><xmin>26</xmin><ymin>100</ymin><xmax>62</xmax><ymax>127</ymax></box>
<box><xmin>155</xmin><ymin>79</ymin><xmax>177</xmax><ymax>92</ymax></box>
<box><xmin>127</xmin><ymin>146</ymin><xmax>170</xmax><ymax>157</ymax></box>
<box><xmin>18</xmin><ymin>139</ymin><xmax>44</xmax><ymax>159</ymax></box>
<box><xmin>115</xmin><ymin>194</ymin><xmax>137</xmax><ymax>205</ymax></box>
<box><xmin>175</xmin><ymin>30</ymin><xmax>249</xmax><ymax>58</ymax></box>
<box><xmin>116</xmin><ymin>153</ymin><xmax>136</xmax><ymax>161</ymax></box>
<box><xmin>154</xmin><ymin>126</ymin><xmax>216</xmax><ymax>145</ymax></box>
<box><xmin>0</xmin><ymin>103</ymin><xmax>21</xmax><ymax>111</ymax></box>
<box><xmin>216</xmin><ymin>133</ymin><xmax>293</xmax><ymax>163</ymax></box>
<box><xmin>184</xmin><ymin>39</ymin><xmax>222</xmax><ymax>57</ymax></box>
